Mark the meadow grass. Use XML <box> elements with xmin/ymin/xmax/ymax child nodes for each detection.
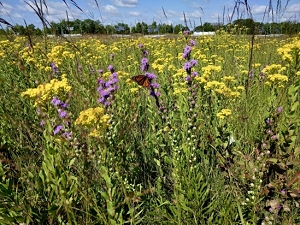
<box><xmin>1</xmin><ymin>29</ymin><xmax>300</xmax><ymax>224</ymax></box>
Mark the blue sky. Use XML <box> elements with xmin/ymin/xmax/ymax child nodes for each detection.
<box><xmin>0</xmin><ymin>0</ymin><xmax>300</xmax><ymax>28</ymax></box>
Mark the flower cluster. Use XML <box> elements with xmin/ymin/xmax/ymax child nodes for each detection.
<box><xmin>97</xmin><ymin>65</ymin><xmax>119</xmax><ymax>107</ymax></box>
<box><xmin>21</xmin><ymin>74</ymin><xmax>72</xmax><ymax>107</ymax></box>
<box><xmin>216</xmin><ymin>108</ymin><xmax>232</xmax><ymax>119</ymax></box>
<box><xmin>74</xmin><ymin>106</ymin><xmax>110</xmax><ymax>137</ymax></box>
<box><xmin>50</xmin><ymin>96</ymin><xmax>72</xmax><ymax>140</ymax></box>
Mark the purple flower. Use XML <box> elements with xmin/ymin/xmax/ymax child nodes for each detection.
<box><xmin>101</xmin><ymin>90</ymin><xmax>110</xmax><ymax>98</ymax></box>
<box><xmin>151</xmin><ymin>82</ymin><xmax>160</xmax><ymax>89</ymax></box>
<box><xmin>141</xmin><ymin>58</ymin><xmax>148</xmax><ymax>64</ymax></box>
<box><xmin>183</xmin><ymin>45</ymin><xmax>192</xmax><ymax>59</ymax></box>
<box><xmin>192</xmin><ymin>71</ymin><xmax>198</xmax><ymax>77</ymax></box>
<box><xmin>142</xmin><ymin>50</ymin><xmax>149</xmax><ymax>56</ymax></box>
<box><xmin>271</xmin><ymin>135</ymin><xmax>277</xmax><ymax>140</ymax></box>
<box><xmin>185</xmin><ymin>76</ymin><xmax>191</xmax><ymax>82</ymax></box>
<box><xmin>190</xmin><ymin>59</ymin><xmax>198</xmax><ymax>66</ymax></box>
<box><xmin>138</xmin><ymin>44</ymin><xmax>144</xmax><ymax>48</ymax></box>
<box><xmin>183</xmin><ymin>62</ymin><xmax>192</xmax><ymax>71</ymax></box>
<box><xmin>98</xmin><ymin>69</ymin><xmax>103</xmax><ymax>74</ymax></box>
<box><xmin>145</xmin><ymin>72</ymin><xmax>156</xmax><ymax>79</ymax></box>
<box><xmin>51</xmin><ymin>62</ymin><xmax>59</xmax><ymax>74</ymax></box>
<box><xmin>53</xmin><ymin>125</ymin><xmax>63</xmax><ymax>135</ymax></box>
<box><xmin>141</xmin><ymin>57</ymin><xmax>149</xmax><ymax>71</ymax></box>
<box><xmin>59</xmin><ymin>110</ymin><xmax>67</xmax><ymax>118</ymax></box>
<box><xmin>40</xmin><ymin>120</ymin><xmax>45</xmax><ymax>126</ymax></box>
<box><xmin>190</xmin><ymin>40</ymin><xmax>196</xmax><ymax>46</ymax></box>
<box><xmin>63</xmin><ymin>132</ymin><xmax>72</xmax><ymax>140</ymax></box>
<box><xmin>110</xmin><ymin>54</ymin><xmax>114</xmax><ymax>59</ymax></box>
<box><xmin>60</xmin><ymin>102</ymin><xmax>68</xmax><ymax>108</ymax></box>
<box><xmin>108</xmin><ymin>65</ymin><xmax>114</xmax><ymax>73</ymax></box>
<box><xmin>183</xmin><ymin>30</ymin><xmax>189</xmax><ymax>35</ymax></box>
<box><xmin>51</xmin><ymin>96</ymin><xmax>61</xmax><ymax>106</ymax></box>
<box><xmin>277</xmin><ymin>106</ymin><xmax>283</xmax><ymax>113</ymax></box>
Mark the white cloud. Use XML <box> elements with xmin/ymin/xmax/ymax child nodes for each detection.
<box><xmin>103</xmin><ymin>5</ymin><xmax>119</xmax><ymax>14</ymax></box>
<box><xmin>252</xmin><ymin>5</ymin><xmax>267</xmax><ymax>15</ymax></box>
<box><xmin>189</xmin><ymin>10</ymin><xmax>204</xmax><ymax>18</ymax></box>
<box><xmin>128</xmin><ymin>11</ymin><xmax>141</xmax><ymax>17</ymax></box>
<box><xmin>110</xmin><ymin>0</ymin><xmax>138</xmax><ymax>8</ymax></box>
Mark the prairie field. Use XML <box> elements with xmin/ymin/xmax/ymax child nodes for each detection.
<box><xmin>1</xmin><ymin>29</ymin><xmax>300</xmax><ymax>224</ymax></box>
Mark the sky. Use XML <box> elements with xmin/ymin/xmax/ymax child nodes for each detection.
<box><xmin>0</xmin><ymin>0</ymin><xmax>300</xmax><ymax>28</ymax></box>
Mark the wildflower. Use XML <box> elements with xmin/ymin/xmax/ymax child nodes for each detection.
<box><xmin>59</xmin><ymin>109</ymin><xmax>67</xmax><ymax>118</ymax></box>
<box><xmin>277</xmin><ymin>106</ymin><xmax>283</xmax><ymax>113</ymax></box>
<box><xmin>51</xmin><ymin>96</ymin><xmax>61</xmax><ymax>106</ymax></box>
<box><xmin>190</xmin><ymin>40</ymin><xmax>196</xmax><ymax>46</ymax></box>
<box><xmin>183</xmin><ymin>62</ymin><xmax>192</xmax><ymax>71</ymax></box>
<box><xmin>108</xmin><ymin>65</ymin><xmax>114</xmax><ymax>73</ymax></box>
<box><xmin>141</xmin><ymin>57</ymin><xmax>149</xmax><ymax>71</ymax></box>
<box><xmin>183</xmin><ymin>30</ymin><xmax>189</xmax><ymax>35</ymax></box>
<box><xmin>54</xmin><ymin>125</ymin><xmax>63</xmax><ymax>135</ymax></box>
<box><xmin>271</xmin><ymin>135</ymin><xmax>277</xmax><ymax>140</ymax></box>
<box><xmin>51</xmin><ymin>62</ymin><xmax>59</xmax><ymax>74</ymax></box>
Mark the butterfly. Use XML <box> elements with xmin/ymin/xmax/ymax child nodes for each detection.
<box><xmin>131</xmin><ymin>75</ymin><xmax>151</xmax><ymax>89</ymax></box>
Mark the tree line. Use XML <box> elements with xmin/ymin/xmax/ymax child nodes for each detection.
<box><xmin>1</xmin><ymin>18</ymin><xmax>299</xmax><ymax>36</ymax></box>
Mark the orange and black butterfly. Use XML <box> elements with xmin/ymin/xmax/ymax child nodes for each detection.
<box><xmin>131</xmin><ymin>75</ymin><xmax>151</xmax><ymax>89</ymax></box>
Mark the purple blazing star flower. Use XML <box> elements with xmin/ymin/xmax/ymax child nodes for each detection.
<box><xmin>190</xmin><ymin>59</ymin><xmax>198</xmax><ymax>67</ymax></box>
<box><xmin>183</xmin><ymin>30</ymin><xmax>189</xmax><ymax>35</ymax></box>
<box><xmin>185</xmin><ymin>76</ymin><xmax>191</xmax><ymax>82</ymax></box>
<box><xmin>277</xmin><ymin>106</ymin><xmax>283</xmax><ymax>113</ymax></box>
<box><xmin>98</xmin><ymin>69</ymin><xmax>103</xmax><ymax>74</ymax></box>
<box><xmin>53</xmin><ymin>125</ymin><xmax>63</xmax><ymax>135</ymax></box>
<box><xmin>108</xmin><ymin>65</ymin><xmax>114</xmax><ymax>73</ymax></box>
<box><xmin>138</xmin><ymin>44</ymin><xmax>144</xmax><ymax>48</ymax></box>
<box><xmin>101</xmin><ymin>90</ymin><xmax>110</xmax><ymax>98</ymax></box>
<box><xmin>151</xmin><ymin>82</ymin><xmax>160</xmax><ymax>89</ymax></box>
<box><xmin>183</xmin><ymin>45</ymin><xmax>192</xmax><ymax>59</ymax></box>
<box><xmin>271</xmin><ymin>135</ymin><xmax>278</xmax><ymax>140</ymax></box>
<box><xmin>145</xmin><ymin>72</ymin><xmax>156</xmax><ymax>79</ymax></box>
<box><xmin>40</xmin><ymin>120</ymin><xmax>45</xmax><ymax>126</ymax></box>
<box><xmin>190</xmin><ymin>40</ymin><xmax>196</xmax><ymax>46</ymax></box>
<box><xmin>51</xmin><ymin>62</ymin><xmax>59</xmax><ymax>74</ymax></box>
<box><xmin>59</xmin><ymin>109</ymin><xmax>67</xmax><ymax>118</ymax></box>
<box><xmin>192</xmin><ymin>71</ymin><xmax>198</xmax><ymax>77</ymax></box>
<box><xmin>51</xmin><ymin>96</ymin><xmax>61</xmax><ymax>106</ymax></box>
<box><xmin>63</xmin><ymin>131</ymin><xmax>72</xmax><ymax>140</ymax></box>
<box><xmin>60</xmin><ymin>102</ymin><xmax>68</xmax><ymax>108</ymax></box>
<box><xmin>142</xmin><ymin>50</ymin><xmax>149</xmax><ymax>56</ymax></box>
<box><xmin>183</xmin><ymin>62</ymin><xmax>192</xmax><ymax>71</ymax></box>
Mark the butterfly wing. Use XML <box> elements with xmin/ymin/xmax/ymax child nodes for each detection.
<box><xmin>131</xmin><ymin>75</ymin><xmax>151</xmax><ymax>89</ymax></box>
